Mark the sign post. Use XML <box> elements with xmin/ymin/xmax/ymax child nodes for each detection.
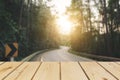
<box><xmin>10</xmin><ymin>57</ymin><xmax>14</xmax><ymax>61</ymax></box>
<box><xmin>5</xmin><ymin>43</ymin><xmax>18</xmax><ymax>61</ymax></box>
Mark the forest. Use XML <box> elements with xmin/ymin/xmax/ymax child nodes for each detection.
<box><xmin>69</xmin><ymin>0</ymin><xmax>120</xmax><ymax>58</ymax></box>
<box><xmin>0</xmin><ymin>0</ymin><xmax>59</xmax><ymax>60</ymax></box>
<box><xmin>0</xmin><ymin>0</ymin><xmax>120</xmax><ymax>61</ymax></box>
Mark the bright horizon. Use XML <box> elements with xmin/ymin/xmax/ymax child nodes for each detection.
<box><xmin>56</xmin><ymin>15</ymin><xmax>73</xmax><ymax>35</ymax></box>
<box><xmin>46</xmin><ymin>0</ymin><xmax>73</xmax><ymax>35</ymax></box>
<box><xmin>45</xmin><ymin>0</ymin><xmax>99</xmax><ymax>35</ymax></box>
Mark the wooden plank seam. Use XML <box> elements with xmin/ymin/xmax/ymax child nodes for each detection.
<box><xmin>97</xmin><ymin>62</ymin><xmax>119</xmax><ymax>80</ymax></box>
<box><xmin>2</xmin><ymin>62</ymin><xmax>24</xmax><ymax>80</ymax></box>
<box><xmin>31</xmin><ymin>62</ymin><xmax>42</xmax><ymax>80</ymax></box>
<box><xmin>78</xmin><ymin>62</ymin><xmax>90</xmax><ymax>80</ymax></box>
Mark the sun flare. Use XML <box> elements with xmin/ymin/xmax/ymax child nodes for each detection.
<box><xmin>48</xmin><ymin>0</ymin><xmax>71</xmax><ymax>14</ymax></box>
<box><xmin>56</xmin><ymin>15</ymin><xmax>73</xmax><ymax>35</ymax></box>
<box><xmin>47</xmin><ymin>0</ymin><xmax>72</xmax><ymax>35</ymax></box>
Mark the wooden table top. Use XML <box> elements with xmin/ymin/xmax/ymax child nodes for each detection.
<box><xmin>0</xmin><ymin>62</ymin><xmax>120</xmax><ymax>80</ymax></box>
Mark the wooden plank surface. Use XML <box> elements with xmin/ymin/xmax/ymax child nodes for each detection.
<box><xmin>0</xmin><ymin>62</ymin><xmax>22</xmax><ymax>80</ymax></box>
<box><xmin>61</xmin><ymin>62</ymin><xmax>88</xmax><ymax>80</ymax></box>
<box><xmin>116</xmin><ymin>62</ymin><xmax>120</xmax><ymax>65</ymax></box>
<box><xmin>4</xmin><ymin>62</ymin><xmax>41</xmax><ymax>80</ymax></box>
<box><xmin>80</xmin><ymin>62</ymin><xmax>117</xmax><ymax>80</ymax></box>
<box><xmin>0</xmin><ymin>62</ymin><xmax>119</xmax><ymax>80</ymax></box>
<box><xmin>0</xmin><ymin>62</ymin><xmax>4</xmax><ymax>65</ymax></box>
<box><xmin>13</xmin><ymin>62</ymin><xmax>40</xmax><ymax>80</ymax></box>
<box><xmin>32</xmin><ymin>62</ymin><xmax>59</xmax><ymax>80</ymax></box>
<box><xmin>98</xmin><ymin>62</ymin><xmax>120</xmax><ymax>79</ymax></box>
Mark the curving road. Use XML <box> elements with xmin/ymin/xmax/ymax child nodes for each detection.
<box><xmin>30</xmin><ymin>46</ymin><xmax>93</xmax><ymax>61</ymax></box>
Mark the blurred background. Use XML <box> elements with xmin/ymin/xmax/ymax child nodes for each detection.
<box><xmin>0</xmin><ymin>0</ymin><xmax>120</xmax><ymax>61</ymax></box>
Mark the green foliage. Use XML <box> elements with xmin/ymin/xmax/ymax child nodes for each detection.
<box><xmin>70</xmin><ymin>0</ymin><xmax>120</xmax><ymax>58</ymax></box>
<box><xmin>0</xmin><ymin>0</ymin><xmax>60</xmax><ymax>61</ymax></box>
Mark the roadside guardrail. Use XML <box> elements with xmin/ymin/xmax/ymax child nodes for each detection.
<box><xmin>69</xmin><ymin>49</ymin><xmax>120</xmax><ymax>61</ymax></box>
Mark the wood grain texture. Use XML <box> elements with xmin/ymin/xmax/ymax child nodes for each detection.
<box><xmin>12</xmin><ymin>62</ymin><xmax>40</xmax><ymax>80</ymax></box>
<box><xmin>4</xmin><ymin>62</ymin><xmax>40</xmax><ymax>80</ymax></box>
<box><xmin>32</xmin><ymin>62</ymin><xmax>59</xmax><ymax>80</ymax></box>
<box><xmin>0</xmin><ymin>62</ymin><xmax>119</xmax><ymax>80</ymax></box>
<box><xmin>61</xmin><ymin>62</ymin><xmax>88</xmax><ymax>80</ymax></box>
<box><xmin>80</xmin><ymin>62</ymin><xmax>117</xmax><ymax>80</ymax></box>
<box><xmin>0</xmin><ymin>62</ymin><xmax>22</xmax><ymax>80</ymax></box>
<box><xmin>116</xmin><ymin>62</ymin><xmax>120</xmax><ymax>65</ymax></box>
<box><xmin>98</xmin><ymin>62</ymin><xmax>120</xmax><ymax>79</ymax></box>
<box><xmin>0</xmin><ymin>62</ymin><xmax>4</xmax><ymax>65</ymax></box>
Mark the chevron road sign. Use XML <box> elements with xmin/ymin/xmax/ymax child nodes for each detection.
<box><xmin>5</xmin><ymin>43</ymin><xmax>18</xmax><ymax>58</ymax></box>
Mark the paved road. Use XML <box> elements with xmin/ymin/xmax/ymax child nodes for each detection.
<box><xmin>30</xmin><ymin>46</ymin><xmax>93</xmax><ymax>61</ymax></box>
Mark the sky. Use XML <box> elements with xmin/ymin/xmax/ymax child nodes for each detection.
<box><xmin>44</xmin><ymin>0</ymin><xmax>99</xmax><ymax>35</ymax></box>
<box><xmin>46</xmin><ymin>0</ymin><xmax>71</xmax><ymax>15</ymax></box>
<box><xmin>45</xmin><ymin>0</ymin><xmax>73</xmax><ymax>35</ymax></box>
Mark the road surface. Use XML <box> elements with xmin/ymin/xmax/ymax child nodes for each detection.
<box><xmin>30</xmin><ymin>46</ymin><xmax>93</xmax><ymax>61</ymax></box>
